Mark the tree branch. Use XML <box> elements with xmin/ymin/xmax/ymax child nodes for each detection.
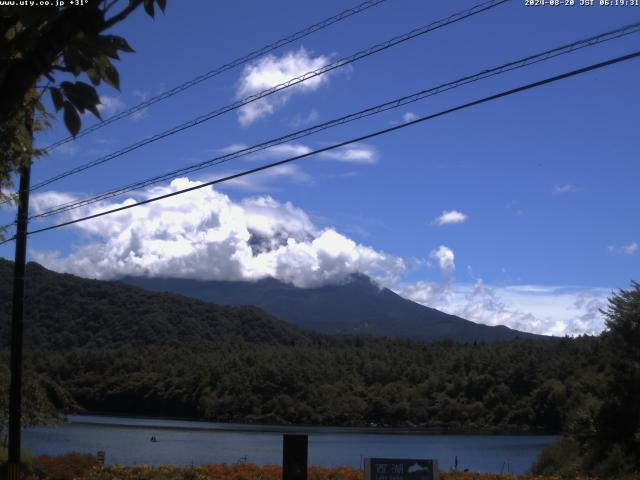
<box><xmin>103</xmin><ymin>0</ymin><xmax>144</xmax><ymax>29</ymax></box>
<box><xmin>104</xmin><ymin>0</ymin><xmax>123</xmax><ymax>14</ymax></box>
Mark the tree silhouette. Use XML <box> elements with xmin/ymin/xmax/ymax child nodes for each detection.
<box><xmin>0</xmin><ymin>0</ymin><xmax>167</xmax><ymax>203</ymax></box>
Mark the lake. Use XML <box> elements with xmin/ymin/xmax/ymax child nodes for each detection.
<box><xmin>22</xmin><ymin>415</ymin><xmax>557</xmax><ymax>474</ymax></box>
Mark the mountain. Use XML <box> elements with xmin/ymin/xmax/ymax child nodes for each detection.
<box><xmin>0</xmin><ymin>259</ymin><xmax>324</xmax><ymax>349</ymax></box>
<box><xmin>121</xmin><ymin>273</ymin><xmax>547</xmax><ymax>342</ymax></box>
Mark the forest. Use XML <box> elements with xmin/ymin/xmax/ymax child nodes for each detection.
<box><xmin>1</xmin><ymin>336</ymin><xmax>609</xmax><ymax>433</ymax></box>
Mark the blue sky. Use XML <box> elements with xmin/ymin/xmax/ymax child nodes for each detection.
<box><xmin>1</xmin><ymin>0</ymin><xmax>639</xmax><ymax>335</ymax></box>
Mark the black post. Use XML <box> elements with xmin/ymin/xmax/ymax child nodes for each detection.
<box><xmin>283</xmin><ymin>434</ymin><xmax>308</xmax><ymax>480</ymax></box>
<box><xmin>8</xmin><ymin>161</ymin><xmax>32</xmax><ymax>480</ymax></box>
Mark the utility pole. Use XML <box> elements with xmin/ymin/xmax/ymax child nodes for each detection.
<box><xmin>7</xmin><ymin>113</ymin><xmax>33</xmax><ymax>480</ymax></box>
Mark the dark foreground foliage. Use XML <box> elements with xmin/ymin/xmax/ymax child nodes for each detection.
<box><xmin>532</xmin><ymin>283</ymin><xmax>640</xmax><ymax>477</ymax></box>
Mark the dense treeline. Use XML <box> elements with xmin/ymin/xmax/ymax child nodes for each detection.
<box><xmin>532</xmin><ymin>283</ymin><xmax>640</xmax><ymax>477</ymax></box>
<box><xmin>0</xmin><ymin>355</ymin><xmax>76</xmax><ymax>441</ymax></box>
<box><xmin>13</xmin><ymin>336</ymin><xmax>608</xmax><ymax>433</ymax></box>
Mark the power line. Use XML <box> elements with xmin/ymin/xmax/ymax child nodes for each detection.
<box><xmin>26</xmin><ymin>21</ymin><xmax>640</xmax><ymax>221</ymax></box>
<box><xmin>6</xmin><ymin>49</ymin><xmax>636</xmax><ymax>242</ymax></box>
<box><xmin>27</xmin><ymin>0</ymin><xmax>510</xmax><ymax>193</ymax></box>
<box><xmin>43</xmin><ymin>0</ymin><xmax>390</xmax><ymax>152</ymax></box>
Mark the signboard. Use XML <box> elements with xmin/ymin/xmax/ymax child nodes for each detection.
<box><xmin>364</xmin><ymin>458</ymin><xmax>439</xmax><ymax>480</ymax></box>
<box><xmin>283</xmin><ymin>434</ymin><xmax>308</xmax><ymax>480</ymax></box>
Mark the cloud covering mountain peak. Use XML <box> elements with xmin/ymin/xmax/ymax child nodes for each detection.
<box><xmin>32</xmin><ymin>178</ymin><xmax>404</xmax><ymax>288</ymax></box>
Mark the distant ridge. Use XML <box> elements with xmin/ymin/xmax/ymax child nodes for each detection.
<box><xmin>0</xmin><ymin>258</ymin><xmax>324</xmax><ymax>349</ymax></box>
<box><xmin>121</xmin><ymin>272</ymin><xmax>548</xmax><ymax>342</ymax></box>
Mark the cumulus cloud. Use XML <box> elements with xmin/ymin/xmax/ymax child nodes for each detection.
<box><xmin>608</xmin><ymin>242</ymin><xmax>638</xmax><ymax>255</ymax></box>
<box><xmin>97</xmin><ymin>95</ymin><xmax>126</xmax><ymax>115</ymax></box>
<box><xmin>398</xmin><ymin>279</ymin><xmax>610</xmax><ymax>337</ymax></box>
<box><xmin>429</xmin><ymin>245</ymin><xmax>455</xmax><ymax>284</ymax></box>
<box><xmin>31</xmin><ymin>191</ymin><xmax>79</xmax><ymax>213</ymax></box>
<box><xmin>433</xmin><ymin>210</ymin><xmax>467</xmax><ymax>226</ymax></box>
<box><xmin>237</xmin><ymin>47</ymin><xmax>331</xmax><ymax>126</ymax></box>
<box><xmin>455</xmin><ymin>280</ymin><xmax>541</xmax><ymax>333</ymax></box>
<box><xmin>29</xmin><ymin>185</ymin><xmax>614</xmax><ymax>337</ymax></box>
<box><xmin>399</xmin><ymin>280</ymin><xmax>454</xmax><ymax>311</ymax></box>
<box><xmin>553</xmin><ymin>183</ymin><xmax>581</xmax><ymax>195</ymax></box>
<box><xmin>31</xmin><ymin>178</ymin><xmax>404</xmax><ymax>288</ymax></box>
<box><xmin>396</xmin><ymin>244</ymin><xmax>610</xmax><ymax>336</ymax></box>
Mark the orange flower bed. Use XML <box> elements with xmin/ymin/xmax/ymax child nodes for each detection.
<box><xmin>28</xmin><ymin>452</ymin><xmax>98</xmax><ymax>480</ymax></box>
<box><xmin>17</xmin><ymin>455</ymin><xmax>640</xmax><ymax>480</ymax></box>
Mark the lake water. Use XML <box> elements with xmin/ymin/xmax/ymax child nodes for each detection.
<box><xmin>22</xmin><ymin>415</ymin><xmax>557</xmax><ymax>474</ymax></box>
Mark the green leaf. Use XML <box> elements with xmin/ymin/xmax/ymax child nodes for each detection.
<box><xmin>63</xmin><ymin>101</ymin><xmax>81</xmax><ymax>136</ymax></box>
<box><xmin>60</xmin><ymin>81</ymin><xmax>100</xmax><ymax>118</ymax></box>
<box><xmin>73</xmin><ymin>81</ymin><xmax>100</xmax><ymax>104</ymax></box>
<box><xmin>62</xmin><ymin>48</ymin><xmax>88</xmax><ymax>76</ymax></box>
<box><xmin>34</xmin><ymin>99</ymin><xmax>48</xmax><ymax>116</ymax></box>
<box><xmin>93</xmin><ymin>35</ymin><xmax>120</xmax><ymax>60</ymax></box>
<box><xmin>50</xmin><ymin>87</ymin><xmax>64</xmax><ymax>111</ymax></box>
<box><xmin>103</xmin><ymin>63</ymin><xmax>120</xmax><ymax>91</ymax></box>
<box><xmin>144</xmin><ymin>0</ymin><xmax>155</xmax><ymax>18</ymax></box>
<box><xmin>85</xmin><ymin>67</ymin><xmax>101</xmax><ymax>86</ymax></box>
<box><xmin>86</xmin><ymin>103</ymin><xmax>102</xmax><ymax>120</ymax></box>
<box><xmin>156</xmin><ymin>0</ymin><xmax>167</xmax><ymax>12</ymax></box>
<box><xmin>108</xmin><ymin>35</ymin><xmax>135</xmax><ymax>54</ymax></box>
<box><xmin>5</xmin><ymin>26</ymin><xmax>16</xmax><ymax>41</ymax></box>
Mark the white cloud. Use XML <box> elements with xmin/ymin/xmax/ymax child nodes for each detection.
<box><xmin>434</xmin><ymin>210</ymin><xmax>467</xmax><ymax>226</ymax></box>
<box><xmin>397</xmin><ymin>245</ymin><xmax>610</xmax><ymax>336</ymax></box>
<box><xmin>97</xmin><ymin>95</ymin><xmax>126</xmax><ymax>115</ymax></box>
<box><xmin>29</xmin><ymin>185</ymin><xmax>615</xmax><ymax>337</ymax></box>
<box><xmin>31</xmin><ymin>191</ymin><xmax>78</xmax><ymax>213</ymax></box>
<box><xmin>211</xmin><ymin>164</ymin><xmax>312</xmax><ymax>192</ymax></box>
<box><xmin>216</xmin><ymin>143</ymin><xmax>312</xmax><ymax>160</ymax></box>
<box><xmin>217</xmin><ymin>143</ymin><xmax>249</xmax><ymax>155</ymax></box>
<box><xmin>608</xmin><ymin>242</ymin><xmax>638</xmax><ymax>255</ymax></box>
<box><xmin>398</xmin><ymin>279</ymin><xmax>610</xmax><ymax>337</ymax></box>
<box><xmin>319</xmin><ymin>143</ymin><xmax>378</xmax><ymax>164</ymax></box>
<box><xmin>219</xmin><ymin>142</ymin><xmax>378</xmax><ymax>165</ymax></box>
<box><xmin>553</xmin><ymin>183</ymin><xmax>581</xmax><ymax>195</ymax></box>
<box><xmin>31</xmin><ymin>179</ymin><xmax>404</xmax><ymax>288</ymax></box>
<box><xmin>130</xmin><ymin>90</ymin><xmax>150</xmax><ymax>121</ymax></box>
<box><xmin>402</xmin><ymin>112</ymin><xmax>418</xmax><ymax>123</ymax></box>
<box><xmin>430</xmin><ymin>245</ymin><xmax>455</xmax><ymax>279</ymax></box>
<box><xmin>290</xmin><ymin>109</ymin><xmax>319</xmax><ymax>127</ymax></box>
<box><xmin>237</xmin><ymin>47</ymin><xmax>331</xmax><ymax>126</ymax></box>
<box><xmin>259</xmin><ymin>143</ymin><xmax>313</xmax><ymax>159</ymax></box>
<box><xmin>54</xmin><ymin>142</ymin><xmax>79</xmax><ymax>156</ymax></box>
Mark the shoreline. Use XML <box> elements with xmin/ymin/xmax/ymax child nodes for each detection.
<box><xmin>66</xmin><ymin>412</ymin><xmax>556</xmax><ymax>436</ymax></box>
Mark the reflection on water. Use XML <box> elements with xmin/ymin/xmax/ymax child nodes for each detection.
<box><xmin>22</xmin><ymin>415</ymin><xmax>556</xmax><ymax>474</ymax></box>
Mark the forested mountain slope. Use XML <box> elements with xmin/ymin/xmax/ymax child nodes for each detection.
<box><xmin>122</xmin><ymin>273</ymin><xmax>547</xmax><ymax>342</ymax></box>
<box><xmin>0</xmin><ymin>259</ymin><xmax>323</xmax><ymax>349</ymax></box>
